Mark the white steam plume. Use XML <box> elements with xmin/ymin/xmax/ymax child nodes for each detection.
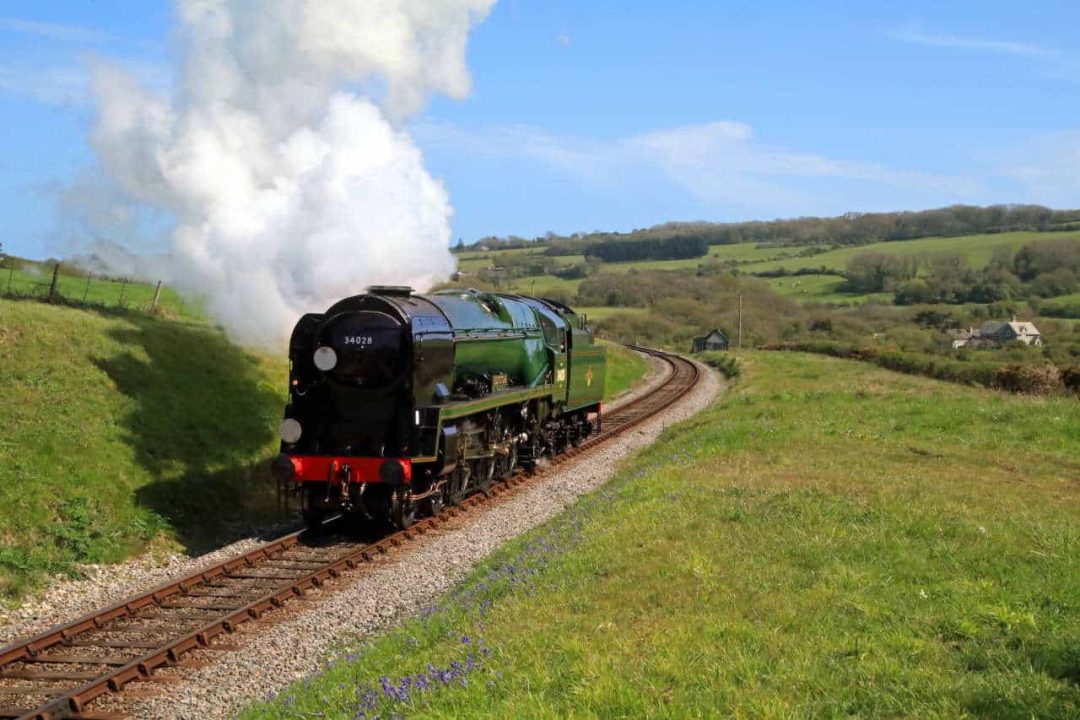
<box><xmin>87</xmin><ymin>0</ymin><xmax>494</xmax><ymax>346</ymax></box>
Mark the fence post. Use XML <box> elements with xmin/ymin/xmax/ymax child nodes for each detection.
<box><xmin>48</xmin><ymin>263</ymin><xmax>60</xmax><ymax>303</ymax></box>
<box><xmin>149</xmin><ymin>280</ymin><xmax>163</xmax><ymax>313</ymax></box>
<box><xmin>82</xmin><ymin>272</ymin><xmax>93</xmax><ymax>303</ymax></box>
<box><xmin>118</xmin><ymin>279</ymin><xmax>127</xmax><ymax>307</ymax></box>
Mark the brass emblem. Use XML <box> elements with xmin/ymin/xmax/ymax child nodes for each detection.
<box><xmin>585</xmin><ymin>366</ymin><xmax>594</xmax><ymax>386</ymax></box>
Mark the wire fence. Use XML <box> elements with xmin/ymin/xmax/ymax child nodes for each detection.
<box><xmin>1</xmin><ymin>260</ymin><xmax>201</xmax><ymax>320</ymax></box>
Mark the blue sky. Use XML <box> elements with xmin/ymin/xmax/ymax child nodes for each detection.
<box><xmin>2</xmin><ymin>0</ymin><xmax>1079</xmax><ymax>259</ymax></box>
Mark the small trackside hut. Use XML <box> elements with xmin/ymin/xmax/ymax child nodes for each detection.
<box><xmin>692</xmin><ymin>328</ymin><xmax>729</xmax><ymax>353</ymax></box>
<box><xmin>274</xmin><ymin>287</ymin><xmax>607</xmax><ymax>529</ymax></box>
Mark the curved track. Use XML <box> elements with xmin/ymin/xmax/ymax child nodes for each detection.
<box><xmin>0</xmin><ymin>347</ymin><xmax>699</xmax><ymax>720</ymax></box>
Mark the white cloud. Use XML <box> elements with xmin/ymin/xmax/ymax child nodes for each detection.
<box><xmin>889</xmin><ymin>23</ymin><xmax>1052</xmax><ymax>58</ymax></box>
<box><xmin>0</xmin><ymin>16</ymin><xmax>109</xmax><ymax>44</ymax></box>
<box><xmin>416</xmin><ymin>119</ymin><xmax>981</xmax><ymax>216</ymax></box>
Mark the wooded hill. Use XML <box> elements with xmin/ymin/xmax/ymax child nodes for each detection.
<box><xmin>460</xmin><ymin>204</ymin><xmax>1080</xmax><ymax>258</ymax></box>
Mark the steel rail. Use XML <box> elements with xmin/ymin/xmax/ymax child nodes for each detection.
<box><xmin>0</xmin><ymin>347</ymin><xmax>699</xmax><ymax>720</ymax></box>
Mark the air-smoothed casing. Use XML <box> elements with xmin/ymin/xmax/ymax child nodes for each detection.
<box><xmin>282</xmin><ymin>287</ymin><xmax>601</xmax><ymax>471</ymax></box>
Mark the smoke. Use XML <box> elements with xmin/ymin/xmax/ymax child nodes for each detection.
<box><xmin>84</xmin><ymin>0</ymin><xmax>494</xmax><ymax>346</ymax></box>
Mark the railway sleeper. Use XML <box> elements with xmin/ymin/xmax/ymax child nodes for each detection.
<box><xmin>23</xmin><ymin>654</ymin><xmax>132</xmax><ymax>666</ymax></box>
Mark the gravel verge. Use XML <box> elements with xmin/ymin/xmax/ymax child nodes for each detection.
<box><xmin>128</xmin><ymin>357</ymin><xmax>720</xmax><ymax>719</ymax></box>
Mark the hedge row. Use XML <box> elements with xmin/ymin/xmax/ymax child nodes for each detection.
<box><xmin>694</xmin><ymin>351</ymin><xmax>741</xmax><ymax>379</ymax></box>
<box><xmin>766</xmin><ymin>341</ymin><xmax>1080</xmax><ymax>396</ymax></box>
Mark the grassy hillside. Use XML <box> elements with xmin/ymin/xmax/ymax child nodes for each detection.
<box><xmin>453</xmin><ymin>230</ymin><xmax>1080</xmax><ymax>306</ymax></box>
<box><xmin>457</xmin><ymin>242</ymin><xmax>825</xmax><ymax>275</ymax></box>
<box><xmin>456</xmin><ymin>231</ymin><xmax>1070</xmax><ymax>277</ymax></box>
<box><xmin>2</xmin><ymin>261</ymin><xmax>201</xmax><ymax>320</ymax></box>
<box><xmin>0</xmin><ymin>299</ymin><xmax>287</xmax><ymax>598</ymax></box>
<box><xmin>738</xmin><ymin>230</ymin><xmax>1078</xmax><ymax>275</ymax></box>
<box><xmin>246</xmin><ymin>352</ymin><xmax>1079</xmax><ymax>719</ymax></box>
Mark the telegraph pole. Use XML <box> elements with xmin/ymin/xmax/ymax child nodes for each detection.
<box><xmin>48</xmin><ymin>263</ymin><xmax>60</xmax><ymax>303</ymax></box>
<box><xmin>738</xmin><ymin>293</ymin><xmax>743</xmax><ymax>349</ymax></box>
<box><xmin>149</xmin><ymin>280</ymin><xmax>163</xmax><ymax>312</ymax></box>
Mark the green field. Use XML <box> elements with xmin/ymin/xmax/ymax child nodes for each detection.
<box><xmin>739</xmin><ymin>230</ymin><xmax>1078</xmax><ymax>275</ymax></box>
<box><xmin>245</xmin><ymin>352</ymin><xmax>1079</xmax><ymax>719</ymax></box>
<box><xmin>763</xmin><ymin>274</ymin><xmax>893</xmax><ymax>304</ymax></box>
<box><xmin>456</xmin><ymin>231</ymin><xmax>1077</xmax><ymax>280</ymax></box>
<box><xmin>596</xmin><ymin>242</ymin><xmax>832</xmax><ymax>273</ymax></box>
<box><xmin>0</xmin><ymin>299</ymin><xmax>286</xmax><ymax>598</ymax></box>
<box><xmin>1042</xmin><ymin>292</ymin><xmax>1080</xmax><ymax>309</ymax></box>
<box><xmin>457</xmin><ymin>242</ymin><xmax>828</xmax><ymax>276</ymax></box>
<box><xmin>1</xmin><ymin>263</ymin><xmax>202</xmax><ymax>320</ymax></box>
<box><xmin>576</xmin><ymin>306</ymin><xmax>650</xmax><ymax>321</ymax></box>
<box><xmin>496</xmin><ymin>274</ymin><xmax>584</xmax><ymax>298</ymax></box>
<box><xmin>455</xmin><ymin>247</ymin><xmax>579</xmax><ymax>274</ymax></box>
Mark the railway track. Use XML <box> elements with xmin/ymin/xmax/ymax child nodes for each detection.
<box><xmin>0</xmin><ymin>347</ymin><xmax>700</xmax><ymax>720</ymax></box>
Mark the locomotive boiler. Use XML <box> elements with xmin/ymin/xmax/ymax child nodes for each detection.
<box><xmin>274</xmin><ymin>287</ymin><xmax>606</xmax><ymax>528</ymax></box>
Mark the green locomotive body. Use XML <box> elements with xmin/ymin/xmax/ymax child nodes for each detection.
<box><xmin>275</xmin><ymin>287</ymin><xmax>607</xmax><ymax>528</ymax></box>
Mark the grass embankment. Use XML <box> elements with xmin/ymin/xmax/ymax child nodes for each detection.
<box><xmin>0</xmin><ymin>299</ymin><xmax>287</xmax><ymax>599</ymax></box>
<box><xmin>600</xmin><ymin>340</ymin><xmax>647</xmax><ymax>402</ymax></box>
<box><xmin>246</xmin><ymin>352</ymin><xmax>1079</xmax><ymax>719</ymax></box>
<box><xmin>2</xmin><ymin>263</ymin><xmax>201</xmax><ymax>320</ymax></box>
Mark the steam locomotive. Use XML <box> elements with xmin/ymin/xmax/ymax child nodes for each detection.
<box><xmin>273</xmin><ymin>287</ymin><xmax>607</xmax><ymax>529</ymax></box>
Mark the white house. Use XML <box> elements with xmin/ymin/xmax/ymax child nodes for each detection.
<box><xmin>949</xmin><ymin>318</ymin><xmax>1042</xmax><ymax>349</ymax></box>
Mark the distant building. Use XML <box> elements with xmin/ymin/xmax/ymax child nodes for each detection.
<box><xmin>948</xmin><ymin>317</ymin><xmax>1042</xmax><ymax>349</ymax></box>
<box><xmin>692</xmin><ymin>328</ymin><xmax>729</xmax><ymax>352</ymax></box>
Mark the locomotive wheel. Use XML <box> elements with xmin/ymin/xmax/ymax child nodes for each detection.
<box><xmin>497</xmin><ymin>441</ymin><xmax>518</xmax><ymax>479</ymax></box>
<box><xmin>555</xmin><ymin>429</ymin><xmax>570</xmax><ymax>456</ymax></box>
<box><xmin>573</xmin><ymin>419</ymin><xmax>587</xmax><ymax>447</ymax></box>
<box><xmin>475</xmin><ymin>456</ymin><xmax>496</xmax><ymax>492</ymax></box>
<box><xmin>301</xmin><ymin>485</ymin><xmax>328</xmax><ymax>530</ymax></box>
<box><xmin>392</xmin><ymin>489</ymin><xmax>417</xmax><ymax>529</ymax></box>
<box><xmin>423</xmin><ymin>483</ymin><xmax>446</xmax><ymax>516</ymax></box>
<box><xmin>521</xmin><ymin>435</ymin><xmax>542</xmax><ymax>470</ymax></box>
<box><xmin>448</xmin><ymin>465</ymin><xmax>469</xmax><ymax>506</ymax></box>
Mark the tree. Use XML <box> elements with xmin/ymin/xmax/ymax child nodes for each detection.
<box><xmin>1013</xmin><ymin>238</ymin><xmax>1080</xmax><ymax>282</ymax></box>
<box><xmin>894</xmin><ymin>279</ymin><xmax>936</xmax><ymax>305</ymax></box>
<box><xmin>987</xmin><ymin>244</ymin><xmax>1015</xmax><ymax>273</ymax></box>
<box><xmin>844</xmin><ymin>252</ymin><xmax>918</xmax><ymax>293</ymax></box>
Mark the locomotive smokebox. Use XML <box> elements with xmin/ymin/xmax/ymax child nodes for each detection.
<box><xmin>319</xmin><ymin>310</ymin><xmax>405</xmax><ymax>388</ymax></box>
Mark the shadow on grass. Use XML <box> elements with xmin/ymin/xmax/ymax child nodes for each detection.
<box><xmin>92</xmin><ymin>313</ymin><xmax>292</xmax><ymax>553</ymax></box>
